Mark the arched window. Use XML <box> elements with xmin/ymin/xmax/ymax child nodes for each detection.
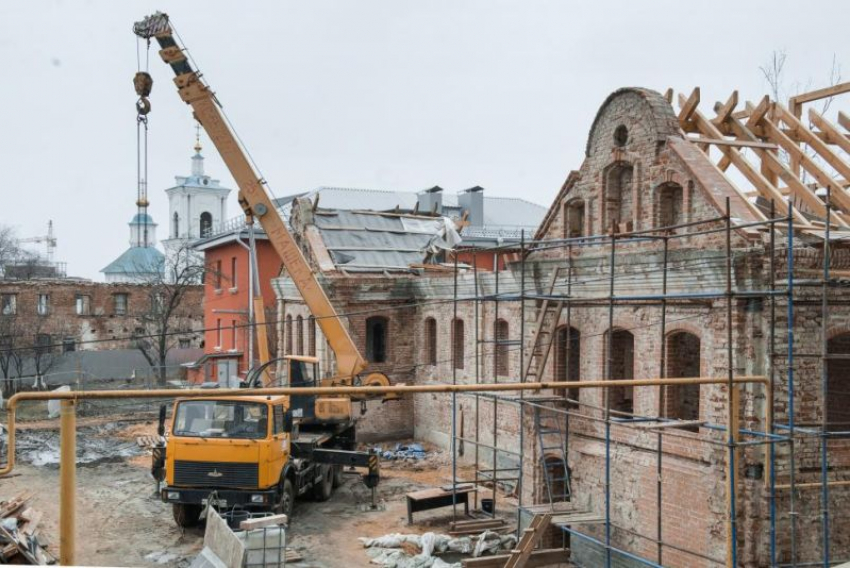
<box><xmin>296</xmin><ymin>316</ymin><xmax>304</xmax><ymax>355</ymax></box>
<box><xmin>657</xmin><ymin>183</ymin><xmax>685</xmax><ymax>229</ymax></box>
<box><xmin>604</xmin><ymin>329</ymin><xmax>634</xmax><ymax>414</ymax></box>
<box><xmin>425</xmin><ymin>318</ymin><xmax>437</xmax><ymax>366</ymax></box>
<box><xmin>495</xmin><ymin>319</ymin><xmax>509</xmax><ymax>377</ymax></box>
<box><xmin>564</xmin><ymin>200</ymin><xmax>585</xmax><ymax>239</ymax></box>
<box><xmin>555</xmin><ymin>326</ymin><xmax>580</xmax><ymax>402</ymax></box>
<box><xmin>664</xmin><ymin>331</ymin><xmax>701</xmax><ymax>428</ymax></box>
<box><xmin>827</xmin><ymin>333</ymin><xmax>850</xmax><ymax>432</ymax></box>
<box><xmin>605</xmin><ymin>164</ymin><xmax>634</xmax><ymax>232</ymax></box>
<box><xmin>200</xmin><ymin>212</ymin><xmax>213</xmax><ymax>237</ymax></box>
<box><xmin>173</xmin><ymin>212</ymin><xmax>180</xmax><ymax>238</ymax></box>
<box><xmin>308</xmin><ymin>316</ymin><xmax>316</xmax><ymax>357</ymax></box>
<box><xmin>453</xmin><ymin>319</ymin><xmax>465</xmax><ymax>370</ymax></box>
<box><xmin>366</xmin><ymin>316</ymin><xmax>388</xmax><ymax>363</ymax></box>
<box><xmin>285</xmin><ymin>315</ymin><xmax>293</xmax><ymax>355</ymax></box>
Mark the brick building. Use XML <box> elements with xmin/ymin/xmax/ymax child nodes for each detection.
<box><xmin>270</xmin><ymin>85</ymin><xmax>850</xmax><ymax>566</ymax></box>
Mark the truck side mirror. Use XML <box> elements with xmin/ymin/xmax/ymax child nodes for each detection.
<box><xmin>158</xmin><ymin>404</ymin><xmax>167</xmax><ymax>437</ymax></box>
<box><xmin>283</xmin><ymin>410</ymin><xmax>293</xmax><ymax>434</ymax></box>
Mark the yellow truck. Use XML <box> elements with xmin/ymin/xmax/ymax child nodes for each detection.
<box><xmin>134</xmin><ymin>13</ymin><xmax>387</xmax><ymax>526</ymax></box>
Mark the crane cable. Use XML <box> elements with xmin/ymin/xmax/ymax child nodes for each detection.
<box><xmin>133</xmin><ymin>36</ymin><xmax>153</xmax><ymax>248</ymax></box>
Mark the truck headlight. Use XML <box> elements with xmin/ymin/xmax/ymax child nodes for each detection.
<box><xmin>251</xmin><ymin>494</ymin><xmax>265</xmax><ymax>503</ymax></box>
<box><xmin>166</xmin><ymin>491</ymin><xmax>180</xmax><ymax>501</ymax></box>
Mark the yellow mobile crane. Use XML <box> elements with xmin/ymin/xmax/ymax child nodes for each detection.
<box><xmin>134</xmin><ymin>12</ymin><xmax>387</xmax><ymax>526</ymax></box>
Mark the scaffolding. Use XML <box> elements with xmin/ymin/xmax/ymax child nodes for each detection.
<box><xmin>440</xmin><ymin>191</ymin><xmax>850</xmax><ymax>567</ymax></box>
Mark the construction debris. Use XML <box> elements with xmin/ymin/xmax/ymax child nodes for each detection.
<box><xmin>360</xmin><ymin>531</ymin><xmax>517</xmax><ymax>568</ymax></box>
<box><xmin>0</xmin><ymin>492</ymin><xmax>56</xmax><ymax>565</ymax></box>
<box><xmin>373</xmin><ymin>443</ymin><xmax>429</xmax><ymax>461</ymax></box>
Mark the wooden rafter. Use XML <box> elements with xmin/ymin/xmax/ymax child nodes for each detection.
<box><xmin>678</xmin><ymin>93</ymin><xmax>808</xmax><ymax>225</ymax></box>
<box><xmin>678</xmin><ymin>87</ymin><xmax>701</xmax><ymax>127</ymax></box>
<box><xmin>689</xmin><ymin>136</ymin><xmax>778</xmax><ymax>150</ymax></box>
<box><xmin>774</xmin><ymin>104</ymin><xmax>850</xmax><ymax>184</ymax></box>
<box><xmin>838</xmin><ymin>111</ymin><xmax>850</xmax><ymax>133</ymax></box>
<box><xmin>712</xmin><ymin>91</ymin><xmax>739</xmax><ymax>127</ymax></box>
<box><xmin>809</xmin><ymin>109</ymin><xmax>850</xmax><ymax>154</ymax></box>
<box><xmin>790</xmin><ymin>81</ymin><xmax>850</xmax><ymax>108</ymax></box>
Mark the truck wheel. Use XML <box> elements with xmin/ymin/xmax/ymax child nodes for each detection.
<box><xmin>332</xmin><ymin>464</ymin><xmax>344</xmax><ymax>488</ymax></box>
<box><xmin>277</xmin><ymin>478</ymin><xmax>295</xmax><ymax>518</ymax></box>
<box><xmin>313</xmin><ymin>464</ymin><xmax>333</xmax><ymax>501</ymax></box>
<box><xmin>172</xmin><ymin>503</ymin><xmax>202</xmax><ymax>528</ymax></box>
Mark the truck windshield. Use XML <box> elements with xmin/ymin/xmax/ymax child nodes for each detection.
<box><xmin>173</xmin><ymin>400</ymin><xmax>268</xmax><ymax>439</ymax></box>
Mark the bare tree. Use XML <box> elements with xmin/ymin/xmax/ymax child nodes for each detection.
<box><xmin>0</xmin><ymin>317</ymin><xmax>24</xmax><ymax>397</ymax></box>
<box><xmin>133</xmin><ymin>245</ymin><xmax>205</xmax><ymax>385</ymax></box>
<box><xmin>26</xmin><ymin>317</ymin><xmax>66</xmax><ymax>388</ymax></box>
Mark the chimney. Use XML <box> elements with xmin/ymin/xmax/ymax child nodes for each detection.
<box><xmin>417</xmin><ymin>186</ymin><xmax>443</xmax><ymax>215</ymax></box>
<box><xmin>458</xmin><ymin>186</ymin><xmax>484</xmax><ymax>226</ymax></box>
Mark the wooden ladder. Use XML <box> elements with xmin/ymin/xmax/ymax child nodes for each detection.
<box><xmin>522</xmin><ymin>267</ymin><xmax>565</xmax><ymax>381</ymax></box>
<box><xmin>504</xmin><ymin>513</ymin><xmax>552</xmax><ymax>568</ymax></box>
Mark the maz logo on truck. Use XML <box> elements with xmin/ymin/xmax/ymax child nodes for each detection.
<box><xmin>207</xmin><ymin>469</ymin><xmax>224</xmax><ymax>478</ymax></box>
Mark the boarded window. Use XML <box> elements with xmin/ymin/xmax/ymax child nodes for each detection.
<box><xmin>827</xmin><ymin>333</ymin><xmax>850</xmax><ymax>432</ymax></box>
<box><xmin>231</xmin><ymin>320</ymin><xmax>238</xmax><ymax>350</ymax></box>
<box><xmin>230</xmin><ymin>257</ymin><xmax>237</xmax><ymax>288</ymax></box>
<box><xmin>604</xmin><ymin>329</ymin><xmax>634</xmax><ymax>414</ymax></box>
<box><xmin>75</xmin><ymin>294</ymin><xmax>91</xmax><ymax>316</ymax></box>
<box><xmin>495</xmin><ymin>319</ymin><xmax>509</xmax><ymax>377</ymax></box>
<box><xmin>425</xmin><ymin>318</ymin><xmax>437</xmax><ymax>366</ymax></box>
<box><xmin>366</xmin><ymin>316</ymin><xmax>388</xmax><ymax>363</ymax></box>
<box><xmin>605</xmin><ymin>164</ymin><xmax>634</xmax><ymax>232</ymax></box>
<box><xmin>658</xmin><ymin>183</ymin><xmax>685</xmax><ymax>228</ymax></box>
<box><xmin>35</xmin><ymin>334</ymin><xmax>52</xmax><ymax>355</ymax></box>
<box><xmin>37</xmin><ymin>294</ymin><xmax>50</xmax><ymax>316</ymax></box>
<box><xmin>296</xmin><ymin>316</ymin><xmax>304</xmax><ymax>355</ymax></box>
<box><xmin>285</xmin><ymin>315</ymin><xmax>293</xmax><ymax>355</ymax></box>
<box><xmin>453</xmin><ymin>319</ymin><xmax>465</xmax><ymax>370</ymax></box>
<box><xmin>1</xmin><ymin>294</ymin><xmax>17</xmax><ymax>316</ymax></box>
<box><xmin>555</xmin><ymin>326</ymin><xmax>580</xmax><ymax>402</ymax></box>
<box><xmin>564</xmin><ymin>200</ymin><xmax>585</xmax><ymax>238</ymax></box>
<box><xmin>664</xmin><ymin>331</ymin><xmax>701</xmax><ymax>428</ymax></box>
<box><xmin>113</xmin><ymin>293</ymin><xmax>128</xmax><ymax>315</ymax></box>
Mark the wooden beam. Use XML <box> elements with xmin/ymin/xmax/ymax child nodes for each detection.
<box><xmin>678</xmin><ymin>87</ymin><xmax>701</xmax><ymax>128</ymax></box>
<box><xmin>790</xmin><ymin>81</ymin><xmax>850</xmax><ymax>106</ymax></box>
<box><xmin>688</xmin><ymin>137</ymin><xmax>778</xmax><ymax>150</ymax></box>
<box><xmin>712</xmin><ymin>91</ymin><xmax>739</xmax><ymax>126</ymax></box>
<box><xmin>775</xmin><ymin>104</ymin><xmax>850</xmax><ymax>184</ymax></box>
<box><xmin>664</xmin><ymin>88</ymin><xmax>673</xmax><ymax>104</ymax></box>
<box><xmin>839</xmin><ymin>111</ymin><xmax>850</xmax><ymax>133</ymax></box>
<box><xmin>462</xmin><ymin>549</ymin><xmax>569</xmax><ymax>568</ymax></box>
<box><xmin>679</xmin><ymin>93</ymin><xmax>806</xmax><ymax>225</ymax></box>
<box><xmin>809</xmin><ymin>109</ymin><xmax>850</xmax><ymax>154</ymax></box>
<box><xmin>745</xmin><ymin>96</ymin><xmax>770</xmax><ymax>129</ymax></box>
<box><xmin>724</xmin><ymin>112</ymin><xmax>847</xmax><ymax>227</ymax></box>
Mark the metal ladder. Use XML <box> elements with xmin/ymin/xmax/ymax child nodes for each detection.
<box><xmin>522</xmin><ymin>267</ymin><xmax>565</xmax><ymax>381</ymax></box>
<box><xmin>535</xmin><ymin>403</ymin><xmax>571</xmax><ymax>505</ymax></box>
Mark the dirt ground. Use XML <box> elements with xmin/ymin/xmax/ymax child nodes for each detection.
<box><xmin>0</xmin><ymin>415</ymin><xmax>518</xmax><ymax>567</ymax></box>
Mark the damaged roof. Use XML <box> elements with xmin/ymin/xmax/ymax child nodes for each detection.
<box><xmin>310</xmin><ymin>209</ymin><xmax>458</xmax><ymax>273</ymax></box>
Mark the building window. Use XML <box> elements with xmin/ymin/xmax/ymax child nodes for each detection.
<box><xmin>179</xmin><ymin>338</ymin><xmax>191</xmax><ymax>349</ymax></box>
<box><xmin>173</xmin><ymin>212</ymin><xmax>180</xmax><ymax>238</ymax></box>
<box><xmin>1</xmin><ymin>294</ymin><xmax>16</xmax><ymax>316</ymax></box>
<box><xmin>495</xmin><ymin>319</ymin><xmax>509</xmax><ymax>377</ymax></box>
<box><xmin>605</xmin><ymin>163</ymin><xmax>634</xmax><ymax>232</ymax></box>
<box><xmin>564</xmin><ymin>199</ymin><xmax>585</xmax><ymax>239</ymax></box>
<box><xmin>37</xmin><ymin>294</ymin><xmax>50</xmax><ymax>316</ymax></box>
<box><xmin>35</xmin><ymin>333</ymin><xmax>52</xmax><ymax>355</ymax></box>
<box><xmin>274</xmin><ymin>405</ymin><xmax>285</xmax><ymax>434</ymax></box>
<box><xmin>230</xmin><ymin>257</ymin><xmax>237</xmax><ymax>288</ymax></box>
<box><xmin>827</xmin><ymin>333</ymin><xmax>850</xmax><ymax>432</ymax></box>
<box><xmin>200</xmin><ymin>212</ymin><xmax>213</xmax><ymax>237</ymax></box>
<box><xmin>231</xmin><ymin>320</ymin><xmax>237</xmax><ymax>350</ymax></box>
<box><xmin>657</xmin><ymin>183</ymin><xmax>685</xmax><ymax>229</ymax></box>
<box><xmin>555</xmin><ymin>326</ymin><xmax>580</xmax><ymax>402</ymax></box>
<box><xmin>453</xmin><ymin>319</ymin><xmax>465</xmax><ymax>370</ymax></box>
<box><xmin>308</xmin><ymin>316</ymin><xmax>316</xmax><ymax>356</ymax></box>
<box><xmin>296</xmin><ymin>315</ymin><xmax>304</xmax><ymax>355</ymax></box>
<box><xmin>62</xmin><ymin>337</ymin><xmax>76</xmax><ymax>353</ymax></box>
<box><xmin>604</xmin><ymin>329</ymin><xmax>634</xmax><ymax>414</ymax></box>
<box><xmin>613</xmin><ymin>124</ymin><xmax>629</xmax><ymax>147</ymax></box>
<box><xmin>425</xmin><ymin>318</ymin><xmax>437</xmax><ymax>366</ymax></box>
<box><xmin>113</xmin><ymin>293</ymin><xmax>128</xmax><ymax>316</ymax></box>
<box><xmin>75</xmin><ymin>294</ymin><xmax>91</xmax><ymax>316</ymax></box>
<box><xmin>285</xmin><ymin>315</ymin><xmax>293</xmax><ymax>355</ymax></box>
<box><xmin>216</xmin><ymin>318</ymin><xmax>222</xmax><ymax>348</ymax></box>
<box><xmin>214</xmin><ymin>260</ymin><xmax>222</xmax><ymax>290</ymax></box>
<box><xmin>664</xmin><ymin>331</ymin><xmax>701</xmax><ymax>428</ymax></box>
<box><xmin>366</xmin><ymin>316</ymin><xmax>388</xmax><ymax>363</ymax></box>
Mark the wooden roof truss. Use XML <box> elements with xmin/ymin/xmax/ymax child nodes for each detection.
<box><xmin>675</xmin><ymin>82</ymin><xmax>850</xmax><ymax>231</ymax></box>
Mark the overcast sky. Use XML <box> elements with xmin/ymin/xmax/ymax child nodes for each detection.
<box><xmin>1</xmin><ymin>1</ymin><xmax>848</xmax><ymax>279</ymax></box>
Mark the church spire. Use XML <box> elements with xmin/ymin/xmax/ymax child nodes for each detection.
<box><xmin>191</xmin><ymin>123</ymin><xmax>205</xmax><ymax>177</ymax></box>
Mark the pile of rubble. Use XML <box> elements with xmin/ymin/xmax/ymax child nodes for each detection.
<box><xmin>360</xmin><ymin>530</ymin><xmax>516</xmax><ymax>568</ymax></box>
<box><xmin>0</xmin><ymin>492</ymin><xmax>56</xmax><ymax>565</ymax></box>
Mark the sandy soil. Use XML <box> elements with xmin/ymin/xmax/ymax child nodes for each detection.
<box><xmin>0</xmin><ymin>417</ymin><xmax>517</xmax><ymax>567</ymax></box>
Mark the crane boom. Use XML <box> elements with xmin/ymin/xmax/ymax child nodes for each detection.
<box><xmin>134</xmin><ymin>13</ymin><xmax>371</xmax><ymax>384</ymax></box>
